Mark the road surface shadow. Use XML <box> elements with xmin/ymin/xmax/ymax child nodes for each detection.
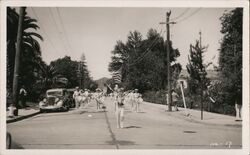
<box><xmin>183</xmin><ymin>130</ymin><xmax>197</xmax><ymax>133</ymax></box>
<box><xmin>106</xmin><ymin>140</ymin><xmax>135</xmax><ymax>146</ymax></box>
<box><xmin>124</xmin><ymin>125</ymin><xmax>142</xmax><ymax>129</ymax></box>
<box><xmin>225</xmin><ymin>124</ymin><xmax>242</xmax><ymax>128</ymax></box>
<box><xmin>136</xmin><ymin>111</ymin><xmax>146</xmax><ymax>113</ymax></box>
<box><xmin>78</xmin><ymin>110</ymin><xmax>107</xmax><ymax>114</ymax></box>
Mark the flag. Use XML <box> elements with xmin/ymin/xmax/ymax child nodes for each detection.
<box><xmin>112</xmin><ymin>68</ymin><xmax>122</xmax><ymax>84</ymax></box>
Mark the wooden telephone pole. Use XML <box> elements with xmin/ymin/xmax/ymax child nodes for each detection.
<box><xmin>12</xmin><ymin>7</ymin><xmax>26</xmax><ymax>114</ymax></box>
<box><xmin>160</xmin><ymin>11</ymin><xmax>176</xmax><ymax>111</ymax></box>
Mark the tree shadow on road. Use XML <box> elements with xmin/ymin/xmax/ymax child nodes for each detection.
<box><xmin>124</xmin><ymin>125</ymin><xmax>142</xmax><ymax>129</ymax></box>
<box><xmin>106</xmin><ymin>140</ymin><xmax>136</xmax><ymax>146</ymax></box>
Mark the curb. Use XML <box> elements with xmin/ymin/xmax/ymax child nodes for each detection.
<box><xmin>7</xmin><ymin>111</ymin><xmax>41</xmax><ymax>124</ymax></box>
<box><xmin>164</xmin><ymin>111</ymin><xmax>242</xmax><ymax>128</ymax></box>
<box><xmin>144</xmin><ymin>101</ymin><xmax>242</xmax><ymax>128</ymax></box>
<box><xmin>180</xmin><ymin>114</ymin><xmax>242</xmax><ymax>128</ymax></box>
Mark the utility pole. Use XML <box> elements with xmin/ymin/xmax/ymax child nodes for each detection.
<box><xmin>160</xmin><ymin>11</ymin><xmax>176</xmax><ymax>111</ymax></box>
<box><xmin>199</xmin><ymin>31</ymin><xmax>202</xmax><ymax>48</ymax></box>
<box><xmin>12</xmin><ymin>7</ymin><xmax>26</xmax><ymax>115</ymax></box>
<box><xmin>199</xmin><ymin>31</ymin><xmax>204</xmax><ymax>120</ymax></box>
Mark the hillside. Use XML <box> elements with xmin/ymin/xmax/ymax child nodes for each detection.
<box><xmin>95</xmin><ymin>77</ymin><xmax>110</xmax><ymax>89</ymax></box>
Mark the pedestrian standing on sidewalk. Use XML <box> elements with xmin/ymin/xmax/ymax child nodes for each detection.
<box><xmin>172</xmin><ymin>89</ymin><xmax>179</xmax><ymax>111</ymax></box>
<box><xmin>116</xmin><ymin>88</ymin><xmax>125</xmax><ymax>129</ymax></box>
<box><xmin>73</xmin><ymin>87</ymin><xmax>80</xmax><ymax>109</ymax></box>
<box><xmin>19</xmin><ymin>86</ymin><xmax>27</xmax><ymax>108</ymax></box>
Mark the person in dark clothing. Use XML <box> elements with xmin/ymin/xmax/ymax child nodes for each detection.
<box><xmin>19</xmin><ymin>86</ymin><xmax>27</xmax><ymax>108</ymax></box>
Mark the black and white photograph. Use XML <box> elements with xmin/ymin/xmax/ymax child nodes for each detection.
<box><xmin>0</xmin><ymin>0</ymin><xmax>249</xmax><ymax>155</ymax></box>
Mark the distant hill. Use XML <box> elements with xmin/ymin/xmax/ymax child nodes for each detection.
<box><xmin>95</xmin><ymin>77</ymin><xmax>110</xmax><ymax>89</ymax></box>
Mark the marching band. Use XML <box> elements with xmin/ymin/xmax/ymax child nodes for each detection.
<box><xmin>72</xmin><ymin>85</ymin><xmax>144</xmax><ymax>129</ymax></box>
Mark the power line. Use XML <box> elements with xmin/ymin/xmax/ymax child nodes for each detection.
<box><xmin>129</xmin><ymin>29</ymin><xmax>164</xmax><ymax>66</ymax></box>
<box><xmin>176</xmin><ymin>8</ymin><xmax>202</xmax><ymax>24</ymax></box>
<box><xmin>30</xmin><ymin>7</ymin><xmax>59</xmax><ymax>54</ymax></box>
<box><xmin>171</xmin><ymin>8</ymin><xmax>190</xmax><ymax>21</ymax></box>
<box><xmin>49</xmin><ymin>8</ymin><xmax>69</xmax><ymax>53</ymax></box>
<box><xmin>56</xmin><ymin>7</ymin><xmax>73</xmax><ymax>53</ymax></box>
<box><xmin>113</xmin><ymin>29</ymin><xmax>163</xmax><ymax>74</ymax></box>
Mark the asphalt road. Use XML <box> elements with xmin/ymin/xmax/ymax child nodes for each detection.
<box><xmin>7</xmin><ymin>97</ymin><xmax>242</xmax><ymax>149</ymax></box>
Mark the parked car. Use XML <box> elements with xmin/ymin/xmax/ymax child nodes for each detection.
<box><xmin>39</xmin><ymin>88</ymin><xmax>70</xmax><ymax>112</ymax></box>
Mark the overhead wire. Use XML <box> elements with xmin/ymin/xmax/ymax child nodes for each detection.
<box><xmin>128</xmin><ymin>29</ymin><xmax>164</xmax><ymax>67</ymax></box>
<box><xmin>49</xmin><ymin>7</ymin><xmax>69</xmax><ymax>53</ymax></box>
<box><xmin>176</xmin><ymin>8</ymin><xmax>202</xmax><ymax>24</ymax></box>
<box><xmin>171</xmin><ymin>8</ymin><xmax>190</xmax><ymax>21</ymax></box>
<box><xmin>113</xmin><ymin>28</ymin><xmax>163</xmax><ymax>74</ymax></box>
<box><xmin>56</xmin><ymin>7</ymin><xmax>73</xmax><ymax>54</ymax></box>
<box><xmin>30</xmin><ymin>7</ymin><xmax>60</xmax><ymax>54</ymax></box>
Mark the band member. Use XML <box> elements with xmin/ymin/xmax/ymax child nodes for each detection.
<box><xmin>95</xmin><ymin>88</ymin><xmax>105</xmax><ymax>110</ymax></box>
<box><xmin>116</xmin><ymin>88</ymin><xmax>125</xmax><ymax>128</ymax></box>
<box><xmin>73</xmin><ymin>87</ymin><xmax>81</xmax><ymax>109</ymax></box>
<box><xmin>137</xmin><ymin>94</ymin><xmax>143</xmax><ymax>112</ymax></box>
<box><xmin>79</xmin><ymin>89</ymin><xmax>86</xmax><ymax>108</ymax></box>
<box><xmin>113</xmin><ymin>84</ymin><xmax>119</xmax><ymax>111</ymax></box>
<box><xmin>82</xmin><ymin>89</ymin><xmax>90</xmax><ymax>106</ymax></box>
<box><xmin>133</xmin><ymin>89</ymin><xmax>140</xmax><ymax>112</ymax></box>
<box><xmin>128</xmin><ymin>90</ymin><xmax>134</xmax><ymax>110</ymax></box>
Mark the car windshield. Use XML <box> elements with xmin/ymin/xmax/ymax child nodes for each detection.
<box><xmin>47</xmin><ymin>91</ymin><xmax>63</xmax><ymax>96</ymax></box>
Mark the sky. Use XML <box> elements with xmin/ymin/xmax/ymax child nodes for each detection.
<box><xmin>25</xmin><ymin>7</ymin><xmax>233</xmax><ymax>80</ymax></box>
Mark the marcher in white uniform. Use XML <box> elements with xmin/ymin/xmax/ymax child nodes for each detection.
<box><xmin>95</xmin><ymin>88</ymin><xmax>106</xmax><ymax>111</ymax></box>
<box><xmin>73</xmin><ymin>87</ymin><xmax>81</xmax><ymax>109</ymax></box>
<box><xmin>113</xmin><ymin>84</ymin><xmax>119</xmax><ymax>111</ymax></box>
<box><xmin>79</xmin><ymin>90</ymin><xmax>87</xmax><ymax>108</ymax></box>
<box><xmin>116</xmin><ymin>88</ymin><xmax>125</xmax><ymax>129</ymax></box>
<box><xmin>137</xmin><ymin>94</ymin><xmax>143</xmax><ymax>112</ymax></box>
<box><xmin>133</xmin><ymin>89</ymin><xmax>140</xmax><ymax>112</ymax></box>
<box><xmin>83</xmin><ymin>89</ymin><xmax>90</xmax><ymax>105</ymax></box>
<box><xmin>128</xmin><ymin>90</ymin><xmax>134</xmax><ymax>110</ymax></box>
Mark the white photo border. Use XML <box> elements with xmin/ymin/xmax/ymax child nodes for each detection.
<box><xmin>0</xmin><ymin>0</ymin><xmax>249</xmax><ymax>155</ymax></box>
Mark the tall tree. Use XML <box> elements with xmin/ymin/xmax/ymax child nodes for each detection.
<box><xmin>186</xmin><ymin>40</ymin><xmax>209</xmax><ymax>95</ymax></box>
<box><xmin>218</xmin><ymin>8</ymin><xmax>242</xmax><ymax>106</ymax></box>
<box><xmin>7</xmin><ymin>8</ymin><xmax>43</xmax><ymax>87</ymax></box>
<box><xmin>7</xmin><ymin>7</ymin><xmax>43</xmax><ymax>101</ymax></box>
<box><xmin>50</xmin><ymin>56</ymin><xmax>79</xmax><ymax>88</ymax></box>
<box><xmin>109</xmin><ymin>29</ymin><xmax>181</xmax><ymax>92</ymax></box>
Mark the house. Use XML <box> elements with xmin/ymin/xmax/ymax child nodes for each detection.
<box><xmin>177</xmin><ymin>69</ymin><xmax>219</xmax><ymax>89</ymax></box>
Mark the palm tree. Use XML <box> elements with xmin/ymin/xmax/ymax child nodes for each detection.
<box><xmin>7</xmin><ymin>7</ymin><xmax>43</xmax><ymax>92</ymax></box>
<box><xmin>33</xmin><ymin>60</ymin><xmax>57</xmax><ymax>91</ymax></box>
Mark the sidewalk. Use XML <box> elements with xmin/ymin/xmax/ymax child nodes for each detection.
<box><xmin>6</xmin><ymin>102</ymin><xmax>40</xmax><ymax>123</ymax></box>
<box><xmin>143</xmin><ymin>101</ymin><xmax>242</xmax><ymax>128</ymax></box>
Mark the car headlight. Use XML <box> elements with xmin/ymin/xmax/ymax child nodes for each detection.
<box><xmin>56</xmin><ymin>100</ymin><xmax>63</xmax><ymax>107</ymax></box>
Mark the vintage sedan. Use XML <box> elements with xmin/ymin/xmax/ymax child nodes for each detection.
<box><xmin>39</xmin><ymin>88</ymin><xmax>70</xmax><ymax>112</ymax></box>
